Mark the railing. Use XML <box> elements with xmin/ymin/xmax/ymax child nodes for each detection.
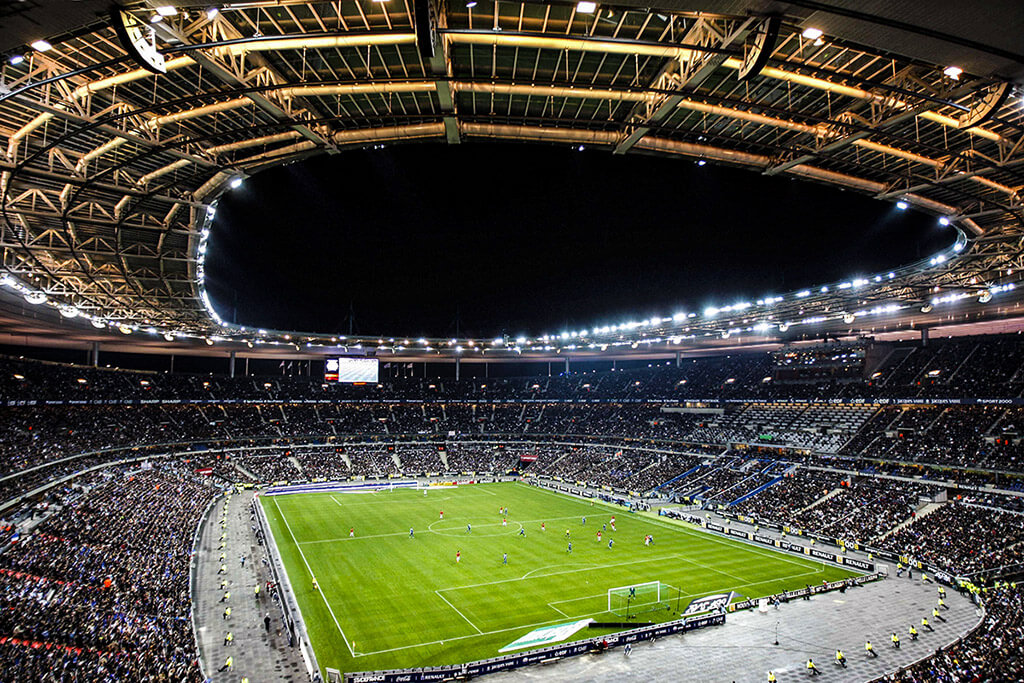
<box><xmin>188</xmin><ymin>489</ymin><xmax>224</xmax><ymax>681</ymax></box>
<box><xmin>254</xmin><ymin>493</ymin><xmax>320</xmax><ymax>681</ymax></box>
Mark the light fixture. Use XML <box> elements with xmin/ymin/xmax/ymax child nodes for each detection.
<box><xmin>943</xmin><ymin>66</ymin><xmax>963</xmax><ymax>80</ymax></box>
<box><xmin>696</xmin><ymin>158</ymin><xmax>706</xmax><ymax>166</ymax></box>
<box><xmin>938</xmin><ymin>216</ymin><xmax>951</xmax><ymax>226</ymax></box>
<box><xmin>155</xmin><ymin>6</ymin><xmax>178</xmax><ymax>16</ymax></box>
<box><xmin>576</xmin><ymin>1</ymin><xmax>598</xmax><ymax>13</ymax></box>
<box><xmin>206</xmin><ymin>7</ymin><xmax>220</xmax><ymax>20</ymax></box>
<box><xmin>8</xmin><ymin>54</ymin><xmax>25</xmax><ymax>66</ymax></box>
<box><xmin>229</xmin><ymin>176</ymin><xmax>243</xmax><ymax>189</ymax></box>
<box><xmin>896</xmin><ymin>200</ymin><xmax>909</xmax><ymax>210</ymax></box>
<box><xmin>801</xmin><ymin>27</ymin><xmax>824</xmax><ymax>40</ymax></box>
<box><xmin>150</xmin><ymin>13</ymin><xmax>164</xmax><ymax>23</ymax></box>
<box><xmin>465</xmin><ymin>1</ymin><xmax>477</xmax><ymax>8</ymax></box>
<box><xmin>30</xmin><ymin>40</ymin><xmax>52</xmax><ymax>52</ymax></box>
<box><xmin>91</xmin><ymin>319</ymin><xmax>106</xmax><ymax>329</ymax></box>
<box><xmin>978</xmin><ymin>290</ymin><xmax>993</xmax><ymax>304</ymax></box>
<box><xmin>24</xmin><ymin>291</ymin><xmax>47</xmax><ymax>305</ymax></box>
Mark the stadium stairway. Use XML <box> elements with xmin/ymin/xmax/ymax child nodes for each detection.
<box><xmin>233</xmin><ymin>461</ymin><xmax>259</xmax><ymax>481</ymax></box>
<box><xmin>797</xmin><ymin>487</ymin><xmax>844</xmax><ymax>514</ymax></box>
<box><xmin>194</xmin><ymin>490</ymin><xmax>309</xmax><ymax>683</ymax></box>
<box><xmin>729</xmin><ymin>475</ymin><xmax>784</xmax><ymax>506</ymax></box>
<box><xmin>874</xmin><ymin>501</ymin><xmax>947</xmax><ymax>544</ymax></box>
<box><xmin>653</xmin><ymin>464</ymin><xmax>703</xmax><ymax>492</ymax></box>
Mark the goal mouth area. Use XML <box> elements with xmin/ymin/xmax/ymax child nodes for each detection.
<box><xmin>607</xmin><ymin>581</ymin><xmax>676</xmax><ymax>617</ymax></box>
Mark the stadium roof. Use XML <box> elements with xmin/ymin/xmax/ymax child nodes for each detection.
<box><xmin>0</xmin><ymin>0</ymin><xmax>1022</xmax><ymax>359</ymax></box>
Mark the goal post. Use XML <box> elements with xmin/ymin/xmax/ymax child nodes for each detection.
<box><xmin>607</xmin><ymin>581</ymin><xmax>666</xmax><ymax>617</ymax></box>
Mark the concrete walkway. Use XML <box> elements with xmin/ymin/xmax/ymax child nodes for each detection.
<box><xmin>491</xmin><ymin>574</ymin><xmax>979</xmax><ymax>682</ymax></box>
<box><xmin>195</xmin><ymin>490</ymin><xmax>311</xmax><ymax>682</ymax></box>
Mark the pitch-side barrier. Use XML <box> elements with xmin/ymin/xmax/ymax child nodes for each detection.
<box><xmin>341</xmin><ymin>612</ymin><xmax>724</xmax><ymax>683</ymax></box>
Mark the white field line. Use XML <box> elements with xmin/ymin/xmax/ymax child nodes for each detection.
<box><xmin>674</xmin><ymin>554</ymin><xmax>750</xmax><ymax>584</ymax></box>
<box><xmin>327</xmin><ymin>495</ymin><xmax>453</xmax><ymax>507</ymax></box>
<box><xmin>434</xmin><ymin>589</ymin><xmax>484</xmax><ymax>634</ymax></box>
<box><xmin>299</xmin><ymin>514</ymin><xmax>584</xmax><ymax>545</ymax></box>
<box><xmin>546</xmin><ymin>602</ymin><xmax>569</xmax><ymax>617</ymax></box>
<box><xmin>272</xmin><ymin>497</ymin><xmax>355</xmax><ymax>657</ymax></box>
<box><xmin>516</xmin><ymin>482</ymin><xmax>829</xmax><ymax>573</ymax></box>
<box><xmin>358</xmin><ymin>566</ymin><xmax>829</xmax><ymax>657</ymax></box>
<box><xmin>442</xmin><ymin>554</ymin><xmax>679</xmax><ymax>591</ymax></box>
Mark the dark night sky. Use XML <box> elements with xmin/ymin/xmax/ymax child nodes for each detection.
<box><xmin>205</xmin><ymin>143</ymin><xmax>950</xmax><ymax>339</ymax></box>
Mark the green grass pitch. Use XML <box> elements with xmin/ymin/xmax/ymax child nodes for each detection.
<box><xmin>259</xmin><ymin>481</ymin><xmax>857</xmax><ymax>676</ymax></box>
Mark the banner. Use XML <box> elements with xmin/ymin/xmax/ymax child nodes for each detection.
<box><xmin>499</xmin><ymin>619</ymin><xmax>593</xmax><ymax>652</ymax></box>
<box><xmin>345</xmin><ymin>613</ymin><xmax>724</xmax><ymax>682</ymax></box>
<box><xmin>683</xmin><ymin>592</ymin><xmax>733</xmax><ymax>616</ymax></box>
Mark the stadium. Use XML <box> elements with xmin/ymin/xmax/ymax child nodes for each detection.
<box><xmin>0</xmin><ymin>1</ymin><xmax>1023</xmax><ymax>681</ymax></box>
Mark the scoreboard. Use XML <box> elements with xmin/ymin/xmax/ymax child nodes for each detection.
<box><xmin>324</xmin><ymin>357</ymin><xmax>379</xmax><ymax>383</ymax></box>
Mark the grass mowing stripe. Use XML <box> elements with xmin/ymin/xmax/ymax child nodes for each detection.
<box><xmin>272</xmin><ymin>496</ymin><xmax>355</xmax><ymax>657</ymax></box>
<box><xmin>266</xmin><ymin>481</ymin><xmax>858</xmax><ymax>676</ymax></box>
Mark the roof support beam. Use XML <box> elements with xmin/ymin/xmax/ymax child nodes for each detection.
<box><xmin>614</xmin><ymin>17</ymin><xmax>756</xmax><ymax>155</ymax></box>
<box><xmin>148</xmin><ymin>18</ymin><xmax>331</xmax><ymax>150</ymax></box>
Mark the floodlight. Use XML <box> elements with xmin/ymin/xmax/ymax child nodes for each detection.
<box><xmin>938</xmin><ymin>216</ymin><xmax>951</xmax><ymax>226</ymax></box>
<box><xmin>9</xmin><ymin>55</ymin><xmax>25</xmax><ymax>66</ymax></box>
<box><xmin>577</xmin><ymin>2</ymin><xmax>598</xmax><ymax>13</ymax></box>
<box><xmin>943</xmin><ymin>66</ymin><xmax>963</xmax><ymax>80</ymax></box>
<box><xmin>801</xmin><ymin>27</ymin><xmax>823</xmax><ymax>40</ymax></box>
<box><xmin>229</xmin><ymin>176</ymin><xmax>243</xmax><ymax>189</ymax></box>
<box><xmin>155</xmin><ymin>6</ymin><xmax>178</xmax><ymax>17</ymax></box>
<box><xmin>896</xmin><ymin>200</ymin><xmax>908</xmax><ymax>210</ymax></box>
<box><xmin>466</xmin><ymin>0</ymin><xmax>477</xmax><ymax>7</ymax></box>
<box><xmin>206</xmin><ymin>7</ymin><xmax>220</xmax><ymax>20</ymax></box>
<box><xmin>31</xmin><ymin>40</ymin><xmax>52</xmax><ymax>52</ymax></box>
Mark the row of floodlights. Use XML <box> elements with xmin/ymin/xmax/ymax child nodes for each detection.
<box><xmin>1</xmin><ymin>263</ymin><xmax>1016</xmax><ymax>352</ymax></box>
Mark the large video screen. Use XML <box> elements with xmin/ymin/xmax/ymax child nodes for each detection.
<box><xmin>324</xmin><ymin>357</ymin><xmax>379</xmax><ymax>383</ymax></box>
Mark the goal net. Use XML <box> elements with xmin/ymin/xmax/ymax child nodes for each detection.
<box><xmin>607</xmin><ymin>581</ymin><xmax>666</xmax><ymax>617</ymax></box>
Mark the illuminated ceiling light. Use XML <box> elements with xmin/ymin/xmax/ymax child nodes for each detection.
<box><xmin>978</xmin><ymin>290</ymin><xmax>993</xmax><ymax>303</ymax></box>
<box><xmin>58</xmin><ymin>305</ymin><xmax>79</xmax><ymax>318</ymax></box>
<box><xmin>896</xmin><ymin>200</ymin><xmax>909</xmax><ymax>210</ymax></box>
<box><xmin>8</xmin><ymin>55</ymin><xmax>24</xmax><ymax>66</ymax></box>
<box><xmin>163</xmin><ymin>332</ymin><xmax>175</xmax><ymax>342</ymax></box>
<box><xmin>576</xmin><ymin>1</ymin><xmax>598</xmax><ymax>13</ymax></box>
<box><xmin>801</xmin><ymin>27</ymin><xmax>824</xmax><ymax>40</ymax></box>
<box><xmin>943</xmin><ymin>66</ymin><xmax>963</xmax><ymax>80</ymax></box>
<box><xmin>229</xmin><ymin>176</ymin><xmax>243</xmax><ymax>189</ymax></box>
<box><xmin>150</xmin><ymin>14</ymin><xmax>164</xmax><ymax>23</ymax></box>
<box><xmin>938</xmin><ymin>216</ymin><xmax>951</xmax><ymax>226</ymax></box>
<box><xmin>155</xmin><ymin>6</ymin><xmax>178</xmax><ymax>16</ymax></box>
<box><xmin>91</xmin><ymin>319</ymin><xmax>106</xmax><ymax>329</ymax></box>
<box><xmin>920</xmin><ymin>304</ymin><xmax>933</xmax><ymax>313</ymax></box>
<box><xmin>696</xmin><ymin>158</ymin><xmax>707</xmax><ymax>166</ymax></box>
<box><xmin>30</xmin><ymin>40</ymin><xmax>52</xmax><ymax>52</ymax></box>
<box><xmin>466</xmin><ymin>0</ymin><xmax>477</xmax><ymax>6</ymax></box>
<box><xmin>206</xmin><ymin>7</ymin><xmax>220</xmax><ymax>20</ymax></box>
<box><xmin>118</xmin><ymin>324</ymin><xmax>133</xmax><ymax>334</ymax></box>
<box><xmin>24</xmin><ymin>291</ymin><xmax>47</xmax><ymax>305</ymax></box>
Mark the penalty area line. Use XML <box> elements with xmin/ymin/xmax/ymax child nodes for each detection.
<box><xmin>359</xmin><ymin>567</ymin><xmax>831</xmax><ymax>658</ymax></box>
<box><xmin>434</xmin><ymin>590</ymin><xmax>484</xmax><ymax>634</ymax></box>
